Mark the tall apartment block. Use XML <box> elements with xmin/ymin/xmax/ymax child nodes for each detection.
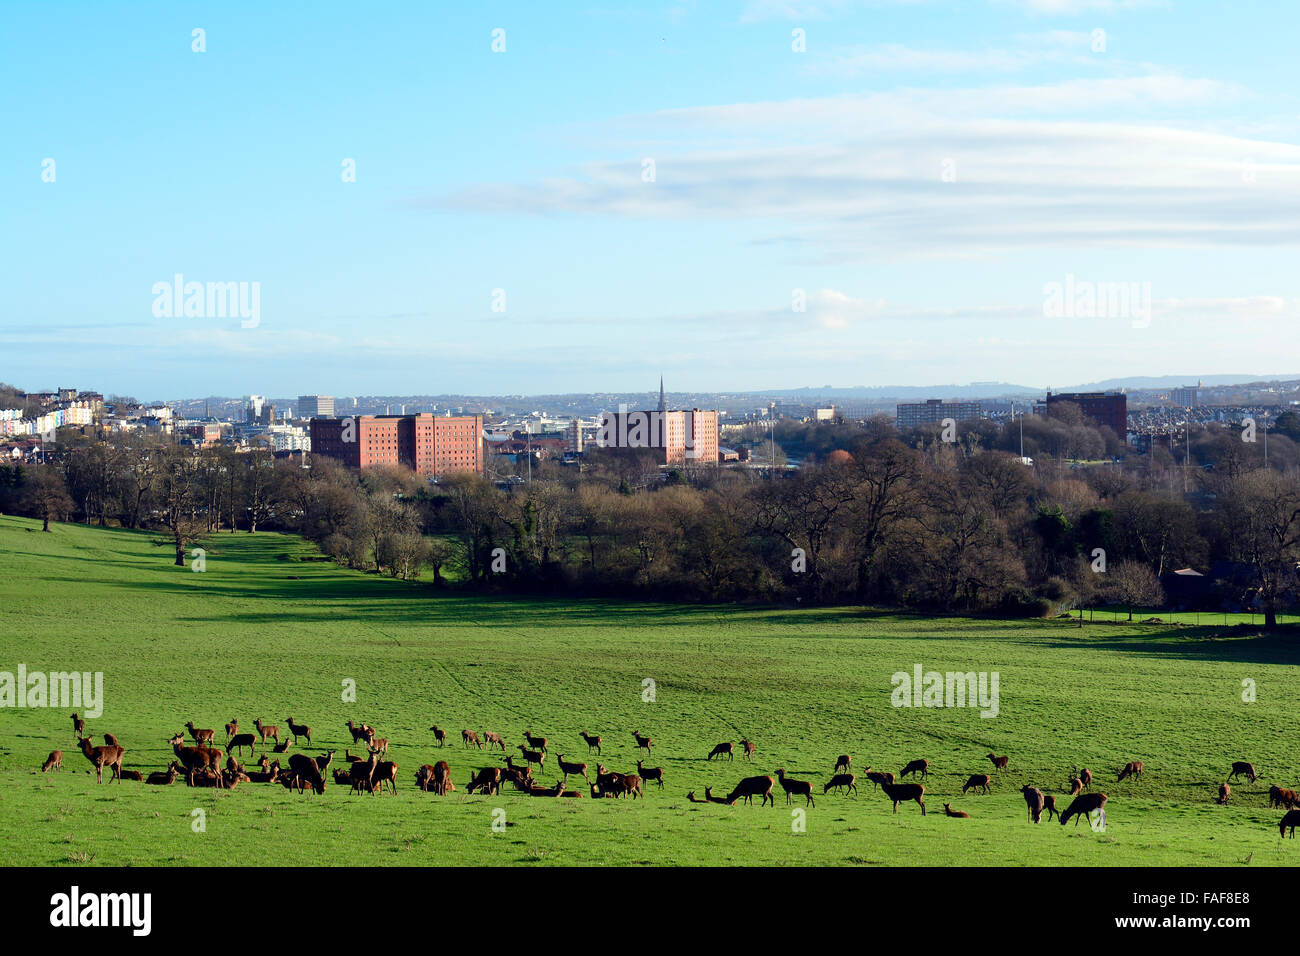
<box><xmin>298</xmin><ymin>395</ymin><xmax>335</xmax><ymax>418</ymax></box>
<box><xmin>896</xmin><ymin>399</ymin><xmax>982</xmax><ymax>430</ymax></box>
<box><xmin>309</xmin><ymin>413</ymin><xmax>484</xmax><ymax>477</ymax></box>
<box><xmin>1041</xmin><ymin>391</ymin><xmax>1127</xmax><ymax>438</ymax></box>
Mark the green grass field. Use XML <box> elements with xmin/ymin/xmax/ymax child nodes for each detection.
<box><xmin>1</xmin><ymin>513</ymin><xmax>1297</xmax><ymax>867</ymax></box>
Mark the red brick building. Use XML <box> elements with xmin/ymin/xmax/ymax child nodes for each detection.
<box><xmin>1041</xmin><ymin>391</ymin><xmax>1127</xmax><ymax>439</ymax></box>
<box><xmin>309</xmin><ymin>413</ymin><xmax>483</xmax><ymax>476</ymax></box>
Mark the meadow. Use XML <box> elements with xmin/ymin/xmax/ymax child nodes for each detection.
<box><xmin>0</xmin><ymin>513</ymin><xmax>1297</xmax><ymax>867</ymax></box>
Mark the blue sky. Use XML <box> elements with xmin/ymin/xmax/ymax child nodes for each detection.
<box><xmin>3</xmin><ymin>0</ymin><xmax>1299</xmax><ymax>400</ymax></box>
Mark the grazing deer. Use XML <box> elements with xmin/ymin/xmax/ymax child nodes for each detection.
<box><xmin>986</xmin><ymin>753</ymin><xmax>1009</xmax><ymax>772</ymax></box>
<box><xmin>77</xmin><ymin>737</ymin><xmax>125</xmax><ymax>783</ymax></box>
<box><xmin>71</xmin><ymin>713</ymin><xmax>85</xmax><ymax>741</ymax></box>
<box><xmin>823</xmin><ymin>773</ymin><xmax>857</xmax><ymax>795</ymax></box>
<box><xmin>518</xmin><ymin>745</ymin><xmax>545</xmax><ymax>771</ymax></box>
<box><xmin>1279</xmin><ymin>809</ymin><xmax>1300</xmax><ymax>838</ymax></box>
<box><xmin>462</xmin><ymin>729</ymin><xmax>483</xmax><ymax>749</ymax></box>
<box><xmin>370</xmin><ymin>738</ymin><xmax>389</xmax><ymax>758</ymax></box>
<box><xmin>227</xmin><ymin>732</ymin><xmax>258</xmax><ymax>757</ymax></box>
<box><xmin>739</xmin><ymin>738</ymin><xmax>756</xmax><ymax>761</ymax></box>
<box><xmin>962</xmin><ymin>774</ymin><xmax>991</xmax><ymax>795</ymax></box>
<box><xmin>900</xmin><ymin>758</ymin><xmax>929</xmax><ymax>779</ymax></box>
<box><xmin>254</xmin><ymin>719</ymin><xmax>279</xmax><ymax>746</ymax></box>
<box><xmin>726</xmin><ymin>775</ymin><xmax>775</xmax><ymax>807</ymax></box>
<box><xmin>286</xmin><ymin>753</ymin><xmax>327</xmax><ymax>795</ymax></box>
<box><xmin>483</xmin><ymin>731</ymin><xmax>506</xmax><ymax>751</ymax></box>
<box><xmin>186</xmin><ymin>721</ymin><xmax>215</xmax><ymax>747</ymax></box>
<box><xmin>41</xmin><ymin>750</ymin><xmax>63</xmax><ymax>772</ymax></box>
<box><xmin>1042</xmin><ymin>794</ymin><xmax>1059</xmax><ymax>822</ymax></box>
<box><xmin>431</xmin><ymin>760</ymin><xmax>452</xmax><ymax>795</ymax></box>
<box><xmin>285</xmin><ymin>717</ymin><xmax>311</xmax><ymax>745</ymax></box>
<box><xmin>224</xmin><ymin>718</ymin><xmax>239</xmax><ymax>741</ymax></box>
<box><xmin>943</xmin><ymin>803</ymin><xmax>970</xmax><ymax>818</ymax></box>
<box><xmin>1068</xmin><ymin>777</ymin><xmax>1082</xmax><ymax>796</ymax></box>
<box><xmin>636</xmin><ymin>760</ymin><xmax>664</xmax><ymax>790</ymax></box>
<box><xmin>1060</xmin><ymin>792</ymin><xmax>1107</xmax><ymax>827</ymax></box>
<box><xmin>1021</xmin><ymin>785</ymin><xmax>1045</xmax><ymax>823</ymax></box>
<box><xmin>1117</xmin><ymin>761</ymin><xmax>1143</xmax><ymax>782</ymax></box>
<box><xmin>776</xmin><ymin>768</ymin><xmax>814</xmax><ymax>807</ymax></box>
<box><xmin>632</xmin><ymin>731</ymin><xmax>653</xmax><ymax>754</ymax></box>
<box><xmin>1229</xmin><ymin>761</ymin><xmax>1258</xmax><ymax>783</ymax></box>
<box><xmin>834</xmin><ymin>755</ymin><xmax>851</xmax><ymax>774</ymax></box>
<box><xmin>556</xmin><ymin>755</ymin><xmax>590</xmax><ymax>785</ymax></box>
<box><xmin>864</xmin><ymin>769</ymin><xmax>895</xmax><ymax>791</ymax></box>
<box><xmin>347</xmin><ymin>720</ymin><xmax>371</xmax><ymax>745</ymax></box>
<box><xmin>580</xmin><ymin>732</ymin><xmax>602</xmax><ymax>755</ymax></box>
<box><xmin>880</xmin><ymin>781</ymin><xmax>926</xmax><ymax>815</ymax></box>
<box><xmin>429</xmin><ymin>725</ymin><xmax>448</xmax><ymax>747</ymax></box>
<box><xmin>707</xmin><ymin>742</ymin><xmax>734</xmax><ymax>761</ymax></box>
<box><xmin>1268</xmin><ymin>786</ymin><xmax>1300</xmax><ymax>809</ymax></box>
<box><xmin>1218</xmin><ymin>782</ymin><xmax>1231</xmax><ymax>805</ymax></box>
<box><xmin>467</xmin><ymin>767</ymin><xmax>502</xmax><ymax>795</ymax></box>
<box><xmin>523</xmin><ymin>731</ymin><xmax>547</xmax><ymax>752</ymax></box>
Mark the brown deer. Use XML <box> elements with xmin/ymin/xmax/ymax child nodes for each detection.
<box><xmin>986</xmin><ymin>753</ymin><xmax>1009</xmax><ymax>772</ymax></box>
<box><xmin>349</xmin><ymin>752</ymin><xmax>378</xmax><ymax>794</ymax></box>
<box><xmin>636</xmin><ymin>760</ymin><xmax>664</xmax><ymax>790</ymax></box>
<box><xmin>102</xmin><ymin>733</ymin><xmax>119</xmax><ymax>748</ymax></box>
<box><xmin>580</xmin><ymin>731</ymin><xmax>602</xmax><ymax>755</ymax></box>
<box><xmin>900</xmin><ymin>758</ymin><xmax>930</xmax><ymax>779</ymax></box>
<box><xmin>1021</xmin><ymin>785</ymin><xmax>1045</xmax><ymax>823</ymax></box>
<box><xmin>518</xmin><ymin>745</ymin><xmax>545</xmax><ymax>771</ymax></box>
<box><xmin>285</xmin><ymin>717</ymin><xmax>311</xmax><ymax>745</ymax></box>
<box><xmin>523</xmin><ymin>731</ymin><xmax>547</xmax><ymax>752</ymax></box>
<box><xmin>823</xmin><ymin>773</ymin><xmax>857</xmax><ymax>795</ymax></box>
<box><xmin>41</xmin><ymin>750</ymin><xmax>63</xmax><ymax>772</ymax></box>
<box><xmin>431</xmin><ymin>760</ymin><xmax>452</xmax><ymax>795</ymax></box>
<box><xmin>864</xmin><ymin>769</ymin><xmax>895</xmax><ymax>791</ymax></box>
<box><xmin>687</xmin><ymin>787</ymin><xmax>731</xmax><ymax>804</ymax></box>
<box><xmin>739</xmin><ymin>738</ymin><xmax>756</xmax><ymax>761</ymax></box>
<box><xmin>429</xmin><ymin>725</ymin><xmax>448</xmax><ymax>747</ymax></box>
<box><xmin>834</xmin><ymin>755</ymin><xmax>851</xmax><ymax>774</ymax></box>
<box><xmin>619</xmin><ymin>774</ymin><xmax>644</xmax><ymax>800</ymax></box>
<box><xmin>272</xmin><ymin>737</ymin><xmax>291</xmax><ymax>754</ymax></box>
<box><xmin>146</xmin><ymin>763</ymin><xmax>181</xmax><ymax>785</ymax></box>
<box><xmin>1117</xmin><ymin>761</ymin><xmax>1143</xmax><ymax>782</ymax></box>
<box><xmin>287</xmin><ymin>753</ymin><xmax>326</xmax><ymax>794</ymax></box>
<box><xmin>71</xmin><ymin>713</ymin><xmax>85</xmax><ymax>741</ymax></box>
<box><xmin>594</xmin><ymin>764</ymin><xmax>623</xmax><ymax>796</ymax></box>
<box><xmin>253</xmin><ymin>719</ymin><xmax>279</xmax><ymax>746</ymax></box>
<box><xmin>943</xmin><ymin>803</ymin><xmax>970</xmax><ymax>818</ymax></box>
<box><xmin>1068</xmin><ymin>777</ymin><xmax>1083</xmax><ymax>796</ymax></box>
<box><xmin>1060</xmin><ymin>792</ymin><xmax>1107</xmax><ymax>826</ymax></box>
<box><xmin>1079</xmin><ymin>768</ymin><xmax>1093</xmax><ymax>790</ymax></box>
<box><xmin>370</xmin><ymin>738</ymin><xmax>389</xmax><ymax>758</ymax></box>
<box><xmin>247</xmin><ymin>759</ymin><xmax>281</xmax><ymax>784</ymax></box>
<box><xmin>1042</xmin><ymin>794</ymin><xmax>1059</xmax><ymax>822</ymax></box>
<box><xmin>462</xmin><ymin>729</ymin><xmax>483</xmax><ymax>749</ymax></box>
<box><xmin>314</xmin><ymin>750</ymin><xmax>335</xmax><ymax>774</ymax></box>
<box><xmin>347</xmin><ymin>720</ymin><xmax>372</xmax><ymax>745</ymax></box>
<box><xmin>467</xmin><ymin>767</ymin><xmax>502</xmax><ymax>795</ymax></box>
<box><xmin>169</xmin><ymin>733</ymin><xmax>219</xmax><ymax>772</ymax></box>
<box><xmin>880</xmin><ymin>780</ymin><xmax>926</xmax><ymax>815</ymax></box>
<box><xmin>483</xmin><ymin>731</ymin><xmax>506</xmax><ymax>751</ymax></box>
<box><xmin>1279</xmin><ymin>809</ymin><xmax>1300</xmax><ymax>838</ymax></box>
<box><xmin>1218</xmin><ymin>782</ymin><xmax>1231</xmax><ymax>805</ymax></box>
<box><xmin>707</xmin><ymin>742</ymin><xmax>734</xmax><ymax>761</ymax></box>
<box><xmin>776</xmin><ymin>768</ymin><xmax>814</xmax><ymax>807</ymax></box>
<box><xmin>962</xmin><ymin>774</ymin><xmax>991</xmax><ymax>795</ymax></box>
<box><xmin>632</xmin><ymin>731</ymin><xmax>653</xmax><ymax>755</ymax></box>
<box><xmin>224</xmin><ymin>718</ymin><xmax>239</xmax><ymax>741</ymax></box>
<box><xmin>186</xmin><ymin>721</ymin><xmax>215</xmax><ymax>747</ymax></box>
<box><xmin>555</xmin><ymin>755</ymin><xmax>590</xmax><ymax>785</ymax></box>
<box><xmin>726</xmin><ymin>775</ymin><xmax>775</xmax><ymax>806</ymax></box>
<box><xmin>76</xmin><ymin>737</ymin><xmax>124</xmax><ymax>783</ymax></box>
<box><xmin>1229</xmin><ymin>761</ymin><xmax>1257</xmax><ymax>783</ymax></box>
<box><xmin>1268</xmin><ymin>786</ymin><xmax>1300</xmax><ymax>809</ymax></box>
<box><xmin>227</xmin><ymin>732</ymin><xmax>258</xmax><ymax>757</ymax></box>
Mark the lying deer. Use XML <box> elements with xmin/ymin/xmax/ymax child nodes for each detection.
<box><xmin>943</xmin><ymin>803</ymin><xmax>969</xmax><ymax>818</ymax></box>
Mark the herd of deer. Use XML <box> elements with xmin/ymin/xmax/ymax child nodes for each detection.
<box><xmin>43</xmin><ymin>714</ymin><xmax>1300</xmax><ymax>835</ymax></box>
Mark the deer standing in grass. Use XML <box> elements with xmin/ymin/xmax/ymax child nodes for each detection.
<box><xmin>900</xmin><ymin>758</ymin><xmax>929</xmax><ymax>779</ymax></box>
<box><xmin>254</xmin><ymin>719</ymin><xmax>279</xmax><ymax>747</ymax></box>
<box><xmin>726</xmin><ymin>775</ymin><xmax>774</xmax><ymax>807</ymax></box>
<box><xmin>580</xmin><ymin>732</ymin><xmax>602</xmax><ymax>755</ymax></box>
<box><xmin>633</xmin><ymin>731</ymin><xmax>653</xmax><ymax>755</ymax></box>
<box><xmin>77</xmin><ymin>737</ymin><xmax>125</xmax><ymax>783</ymax></box>
<box><xmin>429</xmin><ymin>725</ymin><xmax>447</xmax><ymax>747</ymax></box>
<box><xmin>776</xmin><ymin>768</ymin><xmax>814</xmax><ymax>807</ymax></box>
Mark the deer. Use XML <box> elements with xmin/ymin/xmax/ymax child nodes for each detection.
<box><xmin>370</xmin><ymin>738</ymin><xmax>389</xmax><ymax>758</ymax></box>
<box><xmin>224</xmin><ymin>718</ymin><xmax>239</xmax><ymax>741</ymax></box>
<box><xmin>418</xmin><ymin>760</ymin><xmax>451</xmax><ymax>795</ymax></box>
<box><xmin>864</xmin><ymin>769</ymin><xmax>895</xmax><ymax>791</ymax></box>
<box><xmin>254</xmin><ymin>719</ymin><xmax>279</xmax><ymax>746</ymax></box>
<box><xmin>272</xmin><ymin>737</ymin><xmax>292</xmax><ymax>754</ymax></box>
<box><xmin>41</xmin><ymin>750</ymin><xmax>63</xmax><ymax>772</ymax></box>
<box><xmin>726</xmin><ymin>775</ymin><xmax>774</xmax><ymax>807</ymax></box>
<box><xmin>549</xmin><ymin>778</ymin><xmax>584</xmax><ymax>798</ymax></box>
<box><xmin>707</xmin><ymin>742</ymin><xmax>734</xmax><ymax>761</ymax></box>
<box><xmin>185</xmin><ymin>721</ymin><xmax>215</xmax><ymax>747</ymax></box>
<box><xmin>943</xmin><ymin>803</ymin><xmax>970</xmax><ymax>818</ymax></box>
<box><xmin>834</xmin><ymin>755</ymin><xmax>851</xmax><ymax>774</ymax></box>
<box><xmin>227</xmin><ymin>732</ymin><xmax>258</xmax><ymax>757</ymax></box>
<box><xmin>687</xmin><ymin>787</ymin><xmax>731</xmax><ymax>804</ymax></box>
<box><xmin>347</xmin><ymin>720</ymin><xmax>372</xmax><ymax>746</ymax></box>
<box><xmin>1229</xmin><ymin>761</ymin><xmax>1258</xmax><ymax>783</ymax></box>
<box><xmin>776</xmin><ymin>768</ymin><xmax>814</xmax><ymax>807</ymax></box>
<box><xmin>483</xmin><ymin>731</ymin><xmax>506</xmax><ymax>752</ymax></box>
<box><xmin>285</xmin><ymin>717</ymin><xmax>311</xmax><ymax>745</ymax></box>
<box><xmin>881</xmin><ymin>780</ymin><xmax>926</xmax><ymax>815</ymax></box>
<box><xmin>349</xmin><ymin>752</ymin><xmax>378</xmax><ymax>794</ymax></box>
<box><xmin>429</xmin><ymin>725</ymin><xmax>448</xmax><ymax>747</ymax></box>
<box><xmin>618</xmin><ymin>774</ymin><xmax>644</xmax><ymax>800</ymax></box>
<box><xmin>1117</xmin><ymin>761</ymin><xmax>1143</xmax><ymax>782</ymax></box>
<box><xmin>739</xmin><ymin>738</ymin><xmax>756</xmax><ymax>761</ymax></box>
<box><xmin>1021</xmin><ymin>785</ymin><xmax>1046</xmax><ymax>823</ymax></box>
<box><xmin>1068</xmin><ymin>777</ymin><xmax>1082</xmax><ymax>796</ymax></box>
<box><xmin>146</xmin><ymin>763</ymin><xmax>181</xmax><ymax>785</ymax></box>
<box><xmin>1218</xmin><ymin>782</ymin><xmax>1231</xmax><ymax>805</ymax></box>
<box><xmin>636</xmin><ymin>760</ymin><xmax>664</xmax><ymax>790</ymax></box>
<box><xmin>169</xmin><ymin>733</ymin><xmax>220</xmax><ymax>773</ymax></box>
<box><xmin>580</xmin><ymin>732</ymin><xmax>602</xmax><ymax>755</ymax></box>
<box><xmin>1268</xmin><ymin>786</ymin><xmax>1300</xmax><ymax>809</ymax></box>
<box><xmin>556</xmin><ymin>755</ymin><xmax>590</xmax><ymax>785</ymax></box>
<box><xmin>900</xmin><ymin>758</ymin><xmax>929</xmax><ymax>779</ymax></box>
<box><xmin>462</xmin><ymin>729</ymin><xmax>483</xmax><ymax>749</ymax></box>
<box><xmin>518</xmin><ymin>745</ymin><xmax>545</xmax><ymax>771</ymax></box>
<box><xmin>287</xmin><ymin>753</ymin><xmax>326</xmax><ymax>794</ymax></box>
<box><xmin>467</xmin><ymin>767</ymin><xmax>502</xmax><ymax>795</ymax></box>
<box><xmin>102</xmin><ymin>733</ymin><xmax>119</xmax><ymax>748</ymax></box>
<box><xmin>632</xmin><ymin>731</ymin><xmax>652</xmax><ymax>755</ymax></box>
<box><xmin>1060</xmin><ymin>792</ymin><xmax>1107</xmax><ymax>827</ymax></box>
<box><xmin>314</xmin><ymin>750</ymin><xmax>335</xmax><ymax>774</ymax></box>
<box><xmin>594</xmin><ymin>764</ymin><xmax>623</xmax><ymax>797</ymax></box>
<box><xmin>1279</xmin><ymin>809</ymin><xmax>1300</xmax><ymax>838</ymax></box>
<box><xmin>523</xmin><ymin>731</ymin><xmax>547</xmax><ymax>752</ymax></box>
<box><xmin>71</xmin><ymin>713</ymin><xmax>85</xmax><ymax>741</ymax></box>
<box><xmin>1042</xmin><ymin>794</ymin><xmax>1059</xmax><ymax>821</ymax></box>
<box><xmin>823</xmin><ymin>773</ymin><xmax>857</xmax><ymax>795</ymax></box>
<box><xmin>246</xmin><ymin>759</ymin><xmax>281</xmax><ymax>784</ymax></box>
<box><xmin>986</xmin><ymin>753</ymin><xmax>1009</xmax><ymax>772</ymax></box>
<box><xmin>962</xmin><ymin>774</ymin><xmax>992</xmax><ymax>795</ymax></box>
<box><xmin>1079</xmin><ymin>768</ymin><xmax>1093</xmax><ymax>790</ymax></box>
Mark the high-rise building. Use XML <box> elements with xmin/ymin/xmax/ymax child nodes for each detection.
<box><xmin>1041</xmin><ymin>391</ymin><xmax>1127</xmax><ymax>437</ymax></box>
<box><xmin>1171</xmin><ymin>384</ymin><xmax>1200</xmax><ymax>408</ymax></box>
<box><xmin>298</xmin><ymin>395</ymin><xmax>335</xmax><ymax>419</ymax></box>
<box><xmin>896</xmin><ymin>399</ymin><xmax>981</xmax><ymax>430</ymax></box>
<box><xmin>244</xmin><ymin>395</ymin><xmax>275</xmax><ymax>426</ymax></box>
<box><xmin>596</xmin><ymin>378</ymin><xmax>720</xmax><ymax>465</ymax></box>
<box><xmin>309</xmin><ymin>413</ymin><xmax>483</xmax><ymax>476</ymax></box>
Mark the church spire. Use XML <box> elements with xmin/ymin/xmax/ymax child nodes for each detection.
<box><xmin>659</xmin><ymin>375</ymin><xmax>666</xmax><ymax>413</ymax></box>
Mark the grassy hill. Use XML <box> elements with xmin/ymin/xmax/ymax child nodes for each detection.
<box><xmin>0</xmin><ymin>514</ymin><xmax>1297</xmax><ymax>866</ymax></box>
